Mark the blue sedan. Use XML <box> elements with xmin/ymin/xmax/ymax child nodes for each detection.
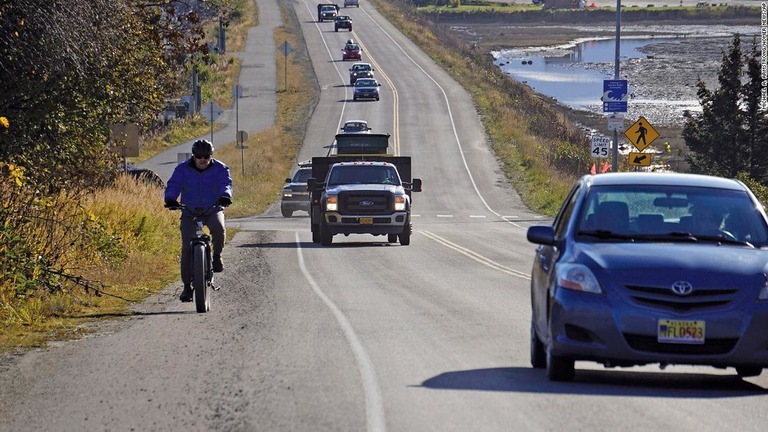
<box><xmin>527</xmin><ymin>172</ymin><xmax>768</xmax><ymax>381</ymax></box>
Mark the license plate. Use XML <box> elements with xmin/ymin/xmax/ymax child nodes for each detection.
<box><xmin>658</xmin><ymin>319</ymin><xmax>705</xmax><ymax>344</ymax></box>
<box><xmin>359</xmin><ymin>217</ymin><xmax>373</xmax><ymax>225</ymax></box>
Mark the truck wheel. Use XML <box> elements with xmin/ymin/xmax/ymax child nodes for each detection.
<box><xmin>387</xmin><ymin>233</ymin><xmax>398</xmax><ymax>243</ymax></box>
<box><xmin>320</xmin><ymin>222</ymin><xmax>333</xmax><ymax>246</ymax></box>
<box><xmin>399</xmin><ymin>224</ymin><xmax>411</xmax><ymax>246</ymax></box>
<box><xmin>281</xmin><ymin>207</ymin><xmax>292</xmax><ymax>217</ymax></box>
<box><xmin>312</xmin><ymin>225</ymin><xmax>320</xmax><ymax>243</ymax></box>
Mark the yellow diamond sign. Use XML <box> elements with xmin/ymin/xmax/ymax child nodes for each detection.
<box><xmin>624</xmin><ymin>116</ymin><xmax>659</xmax><ymax>152</ymax></box>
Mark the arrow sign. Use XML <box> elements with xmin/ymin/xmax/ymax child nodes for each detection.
<box><xmin>629</xmin><ymin>152</ymin><xmax>652</xmax><ymax>167</ymax></box>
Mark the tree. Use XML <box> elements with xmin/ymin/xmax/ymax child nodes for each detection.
<box><xmin>0</xmin><ymin>0</ymin><xmax>220</xmax><ymax>191</ymax></box>
<box><xmin>683</xmin><ymin>34</ymin><xmax>768</xmax><ymax>180</ymax></box>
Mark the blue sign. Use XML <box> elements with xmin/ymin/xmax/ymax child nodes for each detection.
<box><xmin>602</xmin><ymin>79</ymin><xmax>628</xmax><ymax>112</ymax></box>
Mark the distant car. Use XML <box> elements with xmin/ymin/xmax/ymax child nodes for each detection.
<box><xmin>341</xmin><ymin>44</ymin><xmax>361</xmax><ymax>61</ymax></box>
<box><xmin>527</xmin><ymin>172</ymin><xmax>768</xmax><ymax>382</ymax></box>
<box><xmin>344</xmin><ymin>0</ymin><xmax>359</xmax><ymax>7</ymax></box>
<box><xmin>349</xmin><ymin>62</ymin><xmax>374</xmax><ymax>85</ymax></box>
<box><xmin>281</xmin><ymin>165</ymin><xmax>313</xmax><ymax>217</ymax></box>
<box><xmin>340</xmin><ymin>120</ymin><xmax>371</xmax><ymax>133</ymax></box>
<box><xmin>317</xmin><ymin>3</ymin><xmax>339</xmax><ymax>22</ymax></box>
<box><xmin>334</xmin><ymin>15</ymin><xmax>352</xmax><ymax>32</ymax></box>
<box><xmin>353</xmin><ymin>78</ymin><xmax>380</xmax><ymax>101</ymax></box>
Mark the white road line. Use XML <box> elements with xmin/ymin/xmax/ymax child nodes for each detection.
<box><xmin>420</xmin><ymin>231</ymin><xmax>531</xmax><ymax>280</ymax></box>
<box><xmin>436</xmin><ymin>214</ymin><xmax>454</xmax><ymax>218</ymax></box>
<box><xmin>296</xmin><ymin>232</ymin><xmax>386</xmax><ymax>432</ymax></box>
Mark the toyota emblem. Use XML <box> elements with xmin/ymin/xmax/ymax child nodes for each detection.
<box><xmin>359</xmin><ymin>200</ymin><xmax>374</xmax><ymax>206</ymax></box>
<box><xmin>671</xmin><ymin>281</ymin><xmax>693</xmax><ymax>296</ymax></box>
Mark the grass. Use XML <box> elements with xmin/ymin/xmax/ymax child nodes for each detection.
<box><xmin>0</xmin><ymin>0</ymin><xmax>317</xmax><ymax>350</ymax></box>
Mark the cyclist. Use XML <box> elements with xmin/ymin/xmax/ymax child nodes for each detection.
<box><xmin>164</xmin><ymin>139</ymin><xmax>233</xmax><ymax>302</ymax></box>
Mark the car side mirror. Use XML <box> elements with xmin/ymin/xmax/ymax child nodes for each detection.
<box><xmin>285</xmin><ymin>177</ymin><xmax>291</xmax><ymax>183</ymax></box>
<box><xmin>410</xmin><ymin>178</ymin><xmax>422</xmax><ymax>192</ymax></box>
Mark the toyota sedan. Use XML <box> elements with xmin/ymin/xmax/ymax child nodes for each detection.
<box><xmin>527</xmin><ymin>172</ymin><xmax>768</xmax><ymax>381</ymax></box>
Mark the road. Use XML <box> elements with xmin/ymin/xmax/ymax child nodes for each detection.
<box><xmin>2</xmin><ymin>0</ymin><xmax>768</xmax><ymax>431</ymax></box>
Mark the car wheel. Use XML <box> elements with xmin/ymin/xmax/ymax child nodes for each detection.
<box><xmin>335</xmin><ymin>28</ymin><xmax>338</xmax><ymax>32</ymax></box>
<box><xmin>736</xmin><ymin>366</ymin><xmax>762</xmax><ymax>377</ymax></box>
<box><xmin>375</xmin><ymin>96</ymin><xmax>379</xmax><ymax>101</ymax></box>
<box><xmin>281</xmin><ymin>207</ymin><xmax>293</xmax><ymax>218</ymax></box>
<box><xmin>349</xmin><ymin>26</ymin><xmax>353</xmax><ymax>31</ymax></box>
<box><xmin>311</xmin><ymin>224</ymin><xmax>320</xmax><ymax>243</ymax></box>
<box><xmin>530</xmin><ymin>320</ymin><xmax>546</xmax><ymax>369</ymax></box>
<box><xmin>546</xmin><ymin>333</ymin><xmax>575</xmax><ymax>381</ymax></box>
<box><xmin>320</xmin><ymin>222</ymin><xmax>333</xmax><ymax>246</ymax></box>
<box><xmin>387</xmin><ymin>233</ymin><xmax>398</xmax><ymax>243</ymax></box>
<box><xmin>353</xmin><ymin>96</ymin><xmax>357</xmax><ymax>101</ymax></box>
<box><xmin>399</xmin><ymin>223</ymin><xmax>411</xmax><ymax>246</ymax></box>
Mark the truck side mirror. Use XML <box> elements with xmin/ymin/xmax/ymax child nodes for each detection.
<box><xmin>285</xmin><ymin>177</ymin><xmax>292</xmax><ymax>183</ymax></box>
<box><xmin>411</xmin><ymin>178</ymin><xmax>422</xmax><ymax>192</ymax></box>
<box><xmin>307</xmin><ymin>178</ymin><xmax>317</xmax><ymax>190</ymax></box>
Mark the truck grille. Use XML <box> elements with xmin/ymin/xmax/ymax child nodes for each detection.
<box><xmin>340</xmin><ymin>191</ymin><xmax>391</xmax><ymax>215</ymax></box>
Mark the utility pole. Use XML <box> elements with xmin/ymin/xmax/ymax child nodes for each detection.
<box><xmin>612</xmin><ymin>0</ymin><xmax>622</xmax><ymax>172</ymax></box>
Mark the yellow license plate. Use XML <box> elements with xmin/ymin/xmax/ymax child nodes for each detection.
<box><xmin>359</xmin><ymin>217</ymin><xmax>373</xmax><ymax>225</ymax></box>
<box><xmin>658</xmin><ymin>319</ymin><xmax>705</xmax><ymax>344</ymax></box>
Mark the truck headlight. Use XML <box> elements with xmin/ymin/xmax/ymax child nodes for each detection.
<box><xmin>394</xmin><ymin>196</ymin><xmax>406</xmax><ymax>211</ymax></box>
<box><xmin>282</xmin><ymin>192</ymin><xmax>292</xmax><ymax>198</ymax></box>
<box><xmin>326</xmin><ymin>196</ymin><xmax>338</xmax><ymax>212</ymax></box>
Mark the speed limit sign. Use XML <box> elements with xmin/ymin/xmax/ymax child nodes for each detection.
<box><xmin>591</xmin><ymin>135</ymin><xmax>611</xmax><ymax>159</ymax></box>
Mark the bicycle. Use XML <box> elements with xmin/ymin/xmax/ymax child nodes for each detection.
<box><xmin>166</xmin><ymin>204</ymin><xmax>219</xmax><ymax>313</ymax></box>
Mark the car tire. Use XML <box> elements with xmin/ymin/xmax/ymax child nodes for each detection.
<box><xmin>399</xmin><ymin>223</ymin><xmax>411</xmax><ymax>246</ymax></box>
<box><xmin>353</xmin><ymin>96</ymin><xmax>357</xmax><ymax>101</ymax></box>
<box><xmin>349</xmin><ymin>26</ymin><xmax>353</xmax><ymax>32</ymax></box>
<box><xmin>387</xmin><ymin>233</ymin><xmax>398</xmax><ymax>243</ymax></box>
<box><xmin>320</xmin><ymin>222</ymin><xmax>333</xmax><ymax>246</ymax></box>
<box><xmin>335</xmin><ymin>27</ymin><xmax>338</xmax><ymax>32</ymax></box>
<box><xmin>375</xmin><ymin>96</ymin><xmax>379</xmax><ymax>101</ymax></box>
<box><xmin>736</xmin><ymin>366</ymin><xmax>762</xmax><ymax>377</ymax></box>
<box><xmin>311</xmin><ymin>224</ymin><xmax>320</xmax><ymax>243</ymax></box>
<box><xmin>546</xmin><ymin>333</ymin><xmax>575</xmax><ymax>381</ymax></box>
<box><xmin>530</xmin><ymin>320</ymin><xmax>546</xmax><ymax>369</ymax></box>
<box><xmin>281</xmin><ymin>207</ymin><xmax>292</xmax><ymax>217</ymax></box>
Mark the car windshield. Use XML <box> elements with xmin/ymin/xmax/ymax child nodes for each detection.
<box><xmin>344</xmin><ymin>122</ymin><xmax>367</xmax><ymax>131</ymax></box>
<box><xmin>355</xmin><ymin>79</ymin><xmax>376</xmax><ymax>87</ymax></box>
<box><xmin>575</xmin><ymin>184</ymin><xmax>768</xmax><ymax>246</ymax></box>
<box><xmin>336</xmin><ymin>16</ymin><xmax>350</xmax><ymax>20</ymax></box>
<box><xmin>292</xmin><ymin>168</ymin><xmax>312</xmax><ymax>183</ymax></box>
<box><xmin>352</xmin><ymin>64</ymin><xmax>371</xmax><ymax>72</ymax></box>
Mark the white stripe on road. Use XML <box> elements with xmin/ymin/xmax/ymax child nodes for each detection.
<box><xmin>296</xmin><ymin>232</ymin><xmax>386</xmax><ymax>432</ymax></box>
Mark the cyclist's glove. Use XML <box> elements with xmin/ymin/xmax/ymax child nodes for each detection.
<box><xmin>217</xmin><ymin>196</ymin><xmax>232</xmax><ymax>207</ymax></box>
<box><xmin>164</xmin><ymin>198</ymin><xmax>180</xmax><ymax>209</ymax></box>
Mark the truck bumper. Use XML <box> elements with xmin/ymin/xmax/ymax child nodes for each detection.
<box><xmin>323</xmin><ymin>212</ymin><xmax>409</xmax><ymax>235</ymax></box>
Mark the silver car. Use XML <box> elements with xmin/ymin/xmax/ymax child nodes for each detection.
<box><xmin>527</xmin><ymin>172</ymin><xmax>768</xmax><ymax>381</ymax></box>
<box><xmin>280</xmin><ymin>166</ymin><xmax>312</xmax><ymax>217</ymax></box>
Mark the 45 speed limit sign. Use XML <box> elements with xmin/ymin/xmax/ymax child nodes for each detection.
<box><xmin>591</xmin><ymin>135</ymin><xmax>611</xmax><ymax>159</ymax></box>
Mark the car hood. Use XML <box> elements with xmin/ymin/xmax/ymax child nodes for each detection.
<box><xmin>574</xmin><ymin>242</ymin><xmax>768</xmax><ymax>286</ymax></box>
<box><xmin>327</xmin><ymin>184</ymin><xmax>402</xmax><ymax>193</ymax></box>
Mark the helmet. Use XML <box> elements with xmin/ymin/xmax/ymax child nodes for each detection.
<box><xmin>192</xmin><ymin>139</ymin><xmax>214</xmax><ymax>156</ymax></box>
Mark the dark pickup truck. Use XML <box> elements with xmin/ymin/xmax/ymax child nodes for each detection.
<box><xmin>317</xmin><ymin>3</ymin><xmax>340</xmax><ymax>22</ymax></box>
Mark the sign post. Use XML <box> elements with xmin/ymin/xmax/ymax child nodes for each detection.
<box><xmin>279</xmin><ymin>41</ymin><xmax>294</xmax><ymax>92</ymax></box>
<box><xmin>201</xmin><ymin>100</ymin><xmax>223</xmax><ymax>144</ymax></box>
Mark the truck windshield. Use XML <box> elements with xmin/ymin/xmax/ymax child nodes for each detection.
<box><xmin>327</xmin><ymin>166</ymin><xmax>400</xmax><ymax>186</ymax></box>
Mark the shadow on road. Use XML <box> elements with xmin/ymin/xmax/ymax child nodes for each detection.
<box><xmin>416</xmin><ymin>367</ymin><xmax>768</xmax><ymax>397</ymax></box>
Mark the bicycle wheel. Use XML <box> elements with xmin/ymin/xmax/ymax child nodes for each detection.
<box><xmin>193</xmin><ymin>243</ymin><xmax>209</xmax><ymax>313</ymax></box>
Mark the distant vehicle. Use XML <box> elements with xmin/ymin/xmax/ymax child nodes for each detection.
<box><xmin>317</xmin><ymin>3</ymin><xmax>339</xmax><ymax>22</ymax></box>
<box><xmin>280</xmin><ymin>164</ymin><xmax>313</xmax><ymax>217</ymax></box>
<box><xmin>349</xmin><ymin>62</ymin><xmax>374</xmax><ymax>85</ymax></box>
<box><xmin>344</xmin><ymin>0</ymin><xmax>359</xmax><ymax>7</ymax></box>
<box><xmin>353</xmin><ymin>78</ymin><xmax>381</xmax><ymax>101</ymax></box>
<box><xmin>341</xmin><ymin>43</ymin><xmax>362</xmax><ymax>61</ymax></box>
<box><xmin>527</xmin><ymin>172</ymin><xmax>768</xmax><ymax>382</ymax></box>
<box><xmin>340</xmin><ymin>120</ymin><xmax>371</xmax><ymax>133</ymax></box>
<box><xmin>334</xmin><ymin>15</ymin><xmax>352</xmax><ymax>32</ymax></box>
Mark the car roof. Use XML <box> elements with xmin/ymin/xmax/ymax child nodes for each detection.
<box><xmin>583</xmin><ymin>172</ymin><xmax>746</xmax><ymax>190</ymax></box>
<box><xmin>352</xmin><ymin>62</ymin><xmax>371</xmax><ymax>67</ymax></box>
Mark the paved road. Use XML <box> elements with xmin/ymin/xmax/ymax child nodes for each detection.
<box><xmin>3</xmin><ymin>0</ymin><xmax>768</xmax><ymax>431</ymax></box>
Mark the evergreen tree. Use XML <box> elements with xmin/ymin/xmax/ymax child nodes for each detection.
<box><xmin>683</xmin><ymin>34</ymin><xmax>768</xmax><ymax>180</ymax></box>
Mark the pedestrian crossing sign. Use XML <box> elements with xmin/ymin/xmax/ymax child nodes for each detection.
<box><xmin>624</xmin><ymin>116</ymin><xmax>659</xmax><ymax>152</ymax></box>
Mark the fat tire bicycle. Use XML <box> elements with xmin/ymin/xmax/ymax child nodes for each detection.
<box><xmin>167</xmin><ymin>204</ymin><xmax>219</xmax><ymax>313</ymax></box>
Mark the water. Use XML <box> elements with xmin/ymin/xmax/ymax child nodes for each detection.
<box><xmin>493</xmin><ymin>37</ymin><xmax>687</xmax><ymax>113</ymax></box>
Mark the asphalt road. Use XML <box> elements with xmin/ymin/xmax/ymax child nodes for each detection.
<box><xmin>2</xmin><ymin>0</ymin><xmax>768</xmax><ymax>431</ymax></box>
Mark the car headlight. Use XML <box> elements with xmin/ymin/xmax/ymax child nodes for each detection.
<box><xmin>283</xmin><ymin>192</ymin><xmax>292</xmax><ymax>198</ymax></box>
<box><xmin>326</xmin><ymin>196</ymin><xmax>338</xmax><ymax>212</ymax></box>
<box><xmin>556</xmin><ymin>263</ymin><xmax>602</xmax><ymax>294</ymax></box>
<box><xmin>394</xmin><ymin>196</ymin><xmax>406</xmax><ymax>211</ymax></box>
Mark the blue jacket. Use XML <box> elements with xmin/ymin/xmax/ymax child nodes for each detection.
<box><xmin>165</xmin><ymin>158</ymin><xmax>233</xmax><ymax>216</ymax></box>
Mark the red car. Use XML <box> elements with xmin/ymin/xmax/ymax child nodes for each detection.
<box><xmin>342</xmin><ymin>44</ymin><xmax>362</xmax><ymax>61</ymax></box>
